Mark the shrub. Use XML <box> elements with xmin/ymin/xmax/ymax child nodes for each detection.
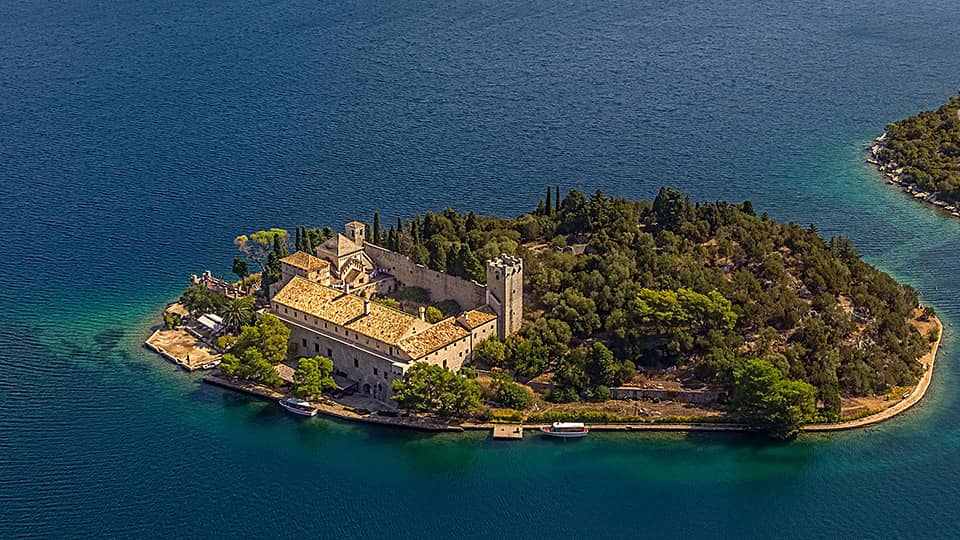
<box><xmin>495</xmin><ymin>381</ymin><xmax>533</xmax><ymax>410</ymax></box>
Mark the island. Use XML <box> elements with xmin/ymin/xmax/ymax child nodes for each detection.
<box><xmin>868</xmin><ymin>92</ymin><xmax>960</xmax><ymax>216</ymax></box>
<box><xmin>147</xmin><ymin>187</ymin><xmax>941</xmax><ymax>439</ymax></box>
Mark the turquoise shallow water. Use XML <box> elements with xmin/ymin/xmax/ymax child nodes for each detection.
<box><xmin>3</xmin><ymin>0</ymin><xmax>960</xmax><ymax>537</ymax></box>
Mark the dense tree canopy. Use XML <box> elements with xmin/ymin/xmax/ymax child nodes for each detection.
<box><xmin>299</xmin><ymin>186</ymin><xmax>930</xmax><ymax>429</ymax></box>
<box><xmin>294</xmin><ymin>356</ymin><xmax>336</xmax><ymax>399</ymax></box>
<box><xmin>879</xmin><ymin>93</ymin><xmax>960</xmax><ymax>201</ymax></box>
<box><xmin>729</xmin><ymin>359</ymin><xmax>817</xmax><ymax>439</ymax></box>
<box><xmin>219</xmin><ymin>314</ymin><xmax>291</xmax><ymax>386</ymax></box>
<box><xmin>392</xmin><ymin>363</ymin><xmax>481</xmax><ymax>417</ymax></box>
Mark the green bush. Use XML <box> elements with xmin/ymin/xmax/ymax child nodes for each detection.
<box><xmin>495</xmin><ymin>381</ymin><xmax>533</xmax><ymax>410</ymax></box>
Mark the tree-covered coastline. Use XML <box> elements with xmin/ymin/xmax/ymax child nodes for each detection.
<box><xmin>875</xmin><ymin>92</ymin><xmax>960</xmax><ymax>202</ymax></box>
<box><xmin>188</xmin><ymin>187</ymin><xmax>934</xmax><ymax>438</ymax></box>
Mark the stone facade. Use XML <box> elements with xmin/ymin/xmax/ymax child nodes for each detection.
<box><xmin>485</xmin><ymin>254</ymin><xmax>524</xmax><ymax>339</ymax></box>
<box><xmin>269</xmin><ymin>220</ymin><xmax>523</xmax><ymax>404</ymax></box>
<box><xmin>363</xmin><ymin>244</ymin><xmax>486</xmax><ymax>309</ymax></box>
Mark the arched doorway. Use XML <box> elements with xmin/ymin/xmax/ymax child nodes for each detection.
<box><xmin>362</xmin><ymin>383</ymin><xmax>372</xmax><ymax>395</ymax></box>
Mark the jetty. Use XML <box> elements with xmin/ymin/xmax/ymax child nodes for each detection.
<box><xmin>492</xmin><ymin>424</ymin><xmax>523</xmax><ymax>440</ymax></box>
<box><xmin>145</xmin><ymin>327</ymin><xmax>220</xmax><ymax>371</ymax></box>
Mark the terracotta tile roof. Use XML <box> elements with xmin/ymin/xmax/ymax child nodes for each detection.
<box><xmin>273</xmin><ymin>277</ymin><xmax>467</xmax><ymax>352</ymax></box>
<box><xmin>318</xmin><ymin>234</ymin><xmax>362</xmax><ymax>257</ymax></box>
<box><xmin>398</xmin><ymin>317</ymin><xmax>469</xmax><ymax>359</ymax></box>
<box><xmin>459</xmin><ymin>307</ymin><xmax>498</xmax><ymax>329</ymax></box>
<box><xmin>280</xmin><ymin>251</ymin><xmax>330</xmax><ymax>272</ymax></box>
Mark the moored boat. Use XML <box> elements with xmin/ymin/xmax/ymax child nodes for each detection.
<box><xmin>278</xmin><ymin>397</ymin><xmax>317</xmax><ymax>417</ymax></box>
<box><xmin>539</xmin><ymin>422</ymin><xmax>589</xmax><ymax>438</ymax></box>
<box><xmin>201</xmin><ymin>359</ymin><xmax>221</xmax><ymax>370</ymax></box>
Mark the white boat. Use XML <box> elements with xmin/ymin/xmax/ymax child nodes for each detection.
<box><xmin>540</xmin><ymin>422</ymin><xmax>589</xmax><ymax>438</ymax></box>
<box><xmin>200</xmin><ymin>359</ymin><xmax>221</xmax><ymax>370</ymax></box>
<box><xmin>278</xmin><ymin>397</ymin><xmax>317</xmax><ymax>417</ymax></box>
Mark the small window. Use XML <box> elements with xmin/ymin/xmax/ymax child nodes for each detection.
<box><xmin>314</xmin><ymin>343</ymin><xmax>320</xmax><ymax>353</ymax></box>
<box><xmin>384</xmin><ymin>372</ymin><xmax>388</xmax><ymax>380</ymax></box>
<box><xmin>354</xmin><ymin>358</ymin><xmax>359</xmax><ymax>368</ymax></box>
<box><xmin>374</xmin><ymin>367</ymin><xmax>378</xmax><ymax>375</ymax></box>
<box><xmin>327</xmin><ymin>348</ymin><xmax>333</xmax><ymax>358</ymax></box>
<box><xmin>443</xmin><ymin>359</ymin><xmax>448</xmax><ymax>368</ymax></box>
<box><xmin>301</xmin><ymin>338</ymin><xmax>307</xmax><ymax>347</ymax></box>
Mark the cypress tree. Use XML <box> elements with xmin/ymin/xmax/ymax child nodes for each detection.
<box><xmin>546</xmin><ymin>186</ymin><xmax>552</xmax><ymax>216</ymax></box>
<box><xmin>555</xmin><ymin>185</ymin><xmax>561</xmax><ymax>214</ymax></box>
<box><xmin>295</xmin><ymin>227</ymin><xmax>303</xmax><ymax>252</ymax></box>
<box><xmin>373</xmin><ymin>212</ymin><xmax>383</xmax><ymax>245</ymax></box>
<box><xmin>304</xmin><ymin>230</ymin><xmax>314</xmax><ymax>254</ymax></box>
<box><xmin>428</xmin><ymin>243</ymin><xmax>446</xmax><ymax>272</ymax></box>
<box><xmin>460</xmin><ymin>244</ymin><xmax>484</xmax><ymax>283</ymax></box>
<box><xmin>387</xmin><ymin>225</ymin><xmax>397</xmax><ymax>251</ymax></box>
<box><xmin>412</xmin><ymin>218</ymin><xmax>421</xmax><ymax>245</ymax></box>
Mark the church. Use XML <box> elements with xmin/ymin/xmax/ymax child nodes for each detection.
<box><xmin>269</xmin><ymin>221</ymin><xmax>523</xmax><ymax>403</ymax></box>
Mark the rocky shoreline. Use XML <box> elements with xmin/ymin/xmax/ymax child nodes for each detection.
<box><xmin>867</xmin><ymin>133</ymin><xmax>960</xmax><ymax>218</ymax></box>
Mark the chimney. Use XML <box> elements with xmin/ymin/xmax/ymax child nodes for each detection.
<box><xmin>418</xmin><ymin>306</ymin><xmax>426</xmax><ymax>321</ymax></box>
<box><xmin>364</xmin><ymin>300</ymin><xmax>371</xmax><ymax>316</ymax></box>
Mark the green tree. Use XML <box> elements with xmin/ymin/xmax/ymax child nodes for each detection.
<box><xmin>424</xmin><ymin>306</ymin><xmax>444</xmax><ymax>324</ymax></box>
<box><xmin>180</xmin><ymin>285</ymin><xmax>228</xmax><ymax>317</ymax></box>
<box><xmin>729</xmin><ymin>358</ymin><xmax>816</xmax><ymax>439</ymax></box>
<box><xmin>586</xmin><ymin>342</ymin><xmax>620</xmax><ymax>387</ymax></box>
<box><xmin>234</xmin><ymin>228</ymin><xmax>288</xmax><ymax>270</ymax></box>
<box><xmin>652</xmin><ymin>186</ymin><xmax>688</xmax><ymax>231</ymax></box>
<box><xmin>220</xmin><ymin>296</ymin><xmax>256</xmax><ymax>334</ymax></box>
<box><xmin>392</xmin><ymin>363</ymin><xmax>481</xmax><ymax>417</ymax></box>
<box><xmin>474</xmin><ymin>337</ymin><xmax>507</xmax><ymax>367</ymax></box>
<box><xmin>294</xmin><ymin>355</ymin><xmax>336</xmax><ymax>399</ymax></box>
<box><xmin>373</xmin><ymin>212</ymin><xmax>383</xmax><ymax>245</ymax></box>
<box><xmin>495</xmin><ymin>380</ymin><xmax>533</xmax><ymax>410</ymax></box>
<box><xmin>510</xmin><ymin>339</ymin><xmax>550</xmax><ymax>378</ymax></box>
<box><xmin>232</xmin><ymin>257</ymin><xmax>249</xmax><ymax>284</ymax></box>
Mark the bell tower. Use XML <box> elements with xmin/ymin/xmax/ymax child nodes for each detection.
<box><xmin>486</xmin><ymin>254</ymin><xmax>523</xmax><ymax>339</ymax></box>
<box><xmin>344</xmin><ymin>221</ymin><xmax>365</xmax><ymax>246</ymax></box>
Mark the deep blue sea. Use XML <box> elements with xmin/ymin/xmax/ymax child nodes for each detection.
<box><xmin>3</xmin><ymin>0</ymin><xmax>960</xmax><ymax>538</ymax></box>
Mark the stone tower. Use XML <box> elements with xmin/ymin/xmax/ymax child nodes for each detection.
<box><xmin>486</xmin><ymin>254</ymin><xmax>523</xmax><ymax>339</ymax></box>
<box><xmin>344</xmin><ymin>220</ymin><xmax>365</xmax><ymax>246</ymax></box>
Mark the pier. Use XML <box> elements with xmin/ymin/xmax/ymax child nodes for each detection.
<box><xmin>492</xmin><ymin>424</ymin><xmax>523</xmax><ymax>440</ymax></box>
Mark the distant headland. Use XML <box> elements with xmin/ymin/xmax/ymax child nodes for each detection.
<box><xmin>146</xmin><ymin>188</ymin><xmax>941</xmax><ymax>440</ymax></box>
<box><xmin>867</xmin><ymin>92</ymin><xmax>960</xmax><ymax>217</ymax></box>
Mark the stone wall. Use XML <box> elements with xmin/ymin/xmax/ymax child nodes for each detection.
<box><xmin>610</xmin><ymin>386</ymin><xmax>724</xmax><ymax>405</ymax></box>
<box><xmin>364</xmin><ymin>244</ymin><xmax>486</xmax><ymax>309</ymax></box>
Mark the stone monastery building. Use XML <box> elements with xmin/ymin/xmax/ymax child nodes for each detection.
<box><xmin>269</xmin><ymin>221</ymin><xmax>523</xmax><ymax>403</ymax></box>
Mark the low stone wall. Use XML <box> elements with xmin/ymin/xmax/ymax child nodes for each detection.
<box><xmin>364</xmin><ymin>244</ymin><xmax>486</xmax><ymax>309</ymax></box>
<box><xmin>610</xmin><ymin>386</ymin><xmax>723</xmax><ymax>405</ymax></box>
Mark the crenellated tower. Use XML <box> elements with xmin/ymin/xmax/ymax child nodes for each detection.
<box><xmin>486</xmin><ymin>254</ymin><xmax>523</xmax><ymax>339</ymax></box>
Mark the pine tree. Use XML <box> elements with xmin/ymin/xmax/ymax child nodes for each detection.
<box><xmin>373</xmin><ymin>212</ymin><xmax>383</xmax><ymax>245</ymax></box>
